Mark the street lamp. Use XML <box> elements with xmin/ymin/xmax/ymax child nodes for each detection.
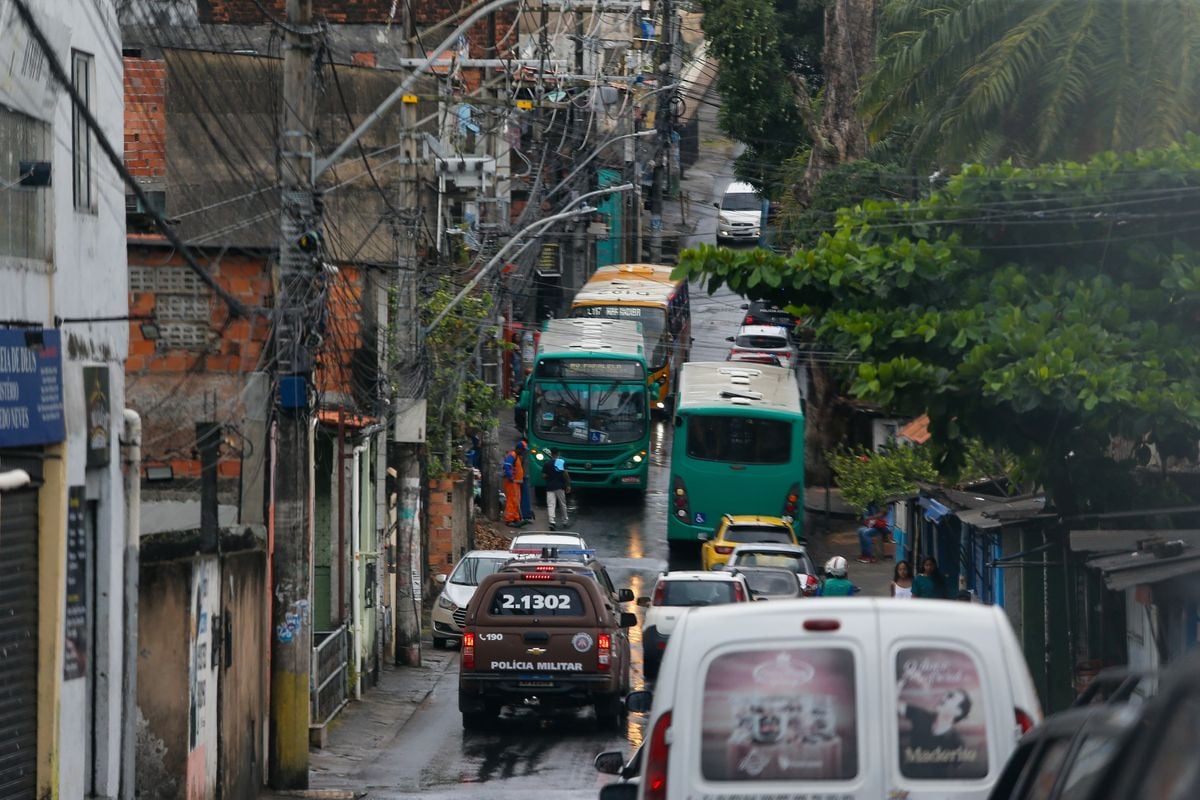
<box><xmin>423</xmin><ymin>183</ymin><xmax>635</xmax><ymax>336</ymax></box>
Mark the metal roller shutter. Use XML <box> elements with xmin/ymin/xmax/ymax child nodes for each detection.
<box><xmin>0</xmin><ymin>489</ymin><xmax>39</xmax><ymax>799</ymax></box>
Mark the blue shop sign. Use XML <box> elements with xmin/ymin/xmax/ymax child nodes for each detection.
<box><xmin>0</xmin><ymin>329</ymin><xmax>65</xmax><ymax>447</ymax></box>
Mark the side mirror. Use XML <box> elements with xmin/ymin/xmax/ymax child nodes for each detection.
<box><xmin>740</xmin><ymin>303</ymin><xmax>749</xmax><ymax>310</ymax></box>
<box><xmin>625</xmin><ymin>689</ymin><xmax>653</xmax><ymax>713</ymax></box>
<box><xmin>600</xmin><ymin>785</ymin><xmax>638</xmax><ymax>800</ymax></box>
<box><xmin>712</xmin><ymin>201</ymin><xmax>720</xmax><ymax>208</ymax></box>
<box><xmin>619</xmin><ymin>612</ymin><xmax>638</xmax><ymax>629</ymax></box>
<box><xmin>434</xmin><ymin>573</ymin><xmax>448</xmax><ymax>585</ymax></box>
<box><xmin>618</xmin><ymin>588</ymin><xmax>635</xmax><ymax>603</ymax></box>
<box><xmin>636</xmin><ymin>596</ymin><xmax>651</xmax><ymax>607</ymax></box>
<box><xmin>594</xmin><ymin>751</ymin><xmax>626</xmax><ymax>776</ymax></box>
<box><xmin>697</xmin><ymin>531</ymin><xmax>711</xmax><ymax>541</ymax></box>
<box><xmin>725</xmin><ymin>336</ymin><xmax>735</xmax><ymax>342</ymax></box>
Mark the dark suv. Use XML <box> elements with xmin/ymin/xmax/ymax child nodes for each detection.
<box><xmin>459</xmin><ymin>565</ymin><xmax>636</xmax><ymax>730</ymax></box>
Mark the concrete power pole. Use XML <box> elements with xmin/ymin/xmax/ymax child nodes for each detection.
<box><xmin>649</xmin><ymin>0</ymin><xmax>673</xmax><ymax>263</ymax></box>
<box><xmin>392</xmin><ymin>0</ymin><xmax>424</xmax><ymax>668</ymax></box>
<box><xmin>270</xmin><ymin>0</ymin><xmax>318</xmax><ymax>788</ymax></box>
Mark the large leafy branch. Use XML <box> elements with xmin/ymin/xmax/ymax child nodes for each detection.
<box><xmin>675</xmin><ymin>140</ymin><xmax>1200</xmax><ymax>512</ymax></box>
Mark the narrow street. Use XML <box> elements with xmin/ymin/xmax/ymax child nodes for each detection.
<box><xmin>300</xmin><ymin>96</ymin><xmax>753</xmax><ymax>800</ymax></box>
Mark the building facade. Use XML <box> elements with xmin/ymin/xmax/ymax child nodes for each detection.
<box><xmin>0</xmin><ymin>1</ymin><xmax>132</xmax><ymax>798</ymax></box>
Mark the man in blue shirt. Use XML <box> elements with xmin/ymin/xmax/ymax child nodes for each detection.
<box><xmin>542</xmin><ymin>448</ymin><xmax>572</xmax><ymax>530</ymax></box>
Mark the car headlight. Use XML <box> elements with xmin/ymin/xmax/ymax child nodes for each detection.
<box><xmin>535</xmin><ymin>452</ymin><xmax>545</xmax><ymax>461</ymax></box>
<box><xmin>436</xmin><ymin>594</ymin><xmax>455</xmax><ymax>610</ymax></box>
<box><xmin>623</xmin><ymin>460</ymin><xmax>635</xmax><ymax>469</ymax></box>
<box><xmin>718</xmin><ymin>214</ymin><xmax>731</xmax><ymax>225</ymax></box>
<box><xmin>632</xmin><ymin>454</ymin><xmax>643</xmax><ymax>464</ymax></box>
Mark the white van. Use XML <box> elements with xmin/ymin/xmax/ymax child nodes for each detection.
<box><xmin>619</xmin><ymin>598</ymin><xmax>1042</xmax><ymax>800</ymax></box>
<box><xmin>716</xmin><ymin>181</ymin><xmax>762</xmax><ymax>243</ymax></box>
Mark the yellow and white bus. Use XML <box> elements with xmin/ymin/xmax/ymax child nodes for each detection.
<box><xmin>569</xmin><ymin>263</ymin><xmax>691</xmax><ymax>412</ymax></box>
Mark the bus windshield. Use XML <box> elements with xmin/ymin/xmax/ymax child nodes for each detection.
<box><xmin>686</xmin><ymin>415</ymin><xmax>792</xmax><ymax>463</ymax></box>
<box><xmin>574</xmin><ymin>305</ymin><xmax>669</xmax><ymax>370</ymax></box>
<box><xmin>532</xmin><ymin>382</ymin><xmax>648</xmax><ymax>445</ymax></box>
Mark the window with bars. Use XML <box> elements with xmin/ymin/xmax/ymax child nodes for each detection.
<box><xmin>71</xmin><ymin>50</ymin><xmax>94</xmax><ymax>213</ymax></box>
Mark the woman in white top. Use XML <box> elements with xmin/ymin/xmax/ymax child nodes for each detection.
<box><xmin>892</xmin><ymin>559</ymin><xmax>914</xmax><ymax>599</ymax></box>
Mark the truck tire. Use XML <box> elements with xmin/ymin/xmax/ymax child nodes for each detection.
<box><xmin>594</xmin><ymin>693</ymin><xmax>624</xmax><ymax>730</ymax></box>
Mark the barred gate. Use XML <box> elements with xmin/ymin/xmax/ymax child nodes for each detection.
<box><xmin>310</xmin><ymin>625</ymin><xmax>349</xmax><ymax>726</ymax></box>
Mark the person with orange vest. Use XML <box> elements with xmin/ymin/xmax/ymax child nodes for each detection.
<box><xmin>503</xmin><ymin>439</ymin><xmax>529</xmax><ymax>527</ymax></box>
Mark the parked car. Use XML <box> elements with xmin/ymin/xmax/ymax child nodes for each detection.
<box><xmin>458</xmin><ymin>563</ymin><xmax>636</xmax><ymax>730</ymax></box>
<box><xmin>724</xmin><ymin>542</ymin><xmax>819</xmax><ymax>595</ymax></box>
<box><xmin>617</xmin><ymin>598</ymin><xmax>1043</xmax><ymax>800</ymax></box>
<box><xmin>726</xmin><ymin>324</ymin><xmax>798</xmax><ymax>369</ymax></box>
<box><xmin>636</xmin><ymin>570</ymin><xmax>751</xmax><ymax>679</ymax></box>
<box><xmin>699</xmin><ymin>514</ymin><xmax>800</xmax><ymax>571</ymax></box>
<box><xmin>431</xmin><ymin>550</ymin><xmax>514</xmax><ymax>648</ymax></box>
<box><xmin>987</xmin><ymin>702</ymin><xmax>1141</xmax><ymax>800</ymax></box>
<box><xmin>728</xmin><ymin>565</ymin><xmax>803</xmax><ymax>601</ymax></box>
<box><xmin>1081</xmin><ymin>654</ymin><xmax>1200</xmax><ymax>800</ymax></box>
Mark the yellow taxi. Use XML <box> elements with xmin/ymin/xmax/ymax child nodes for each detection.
<box><xmin>700</xmin><ymin>514</ymin><xmax>800</xmax><ymax>571</ymax></box>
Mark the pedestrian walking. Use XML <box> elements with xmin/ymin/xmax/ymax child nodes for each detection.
<box><xmin>503</xmin><ymin>439</ymin><xmax>529</xmax><ymax>527</ymax></box>
<box><xmin>892</xmin><ymin>559</ymin><xmax>915</xmax><ymax>599</ymax></box>
<box><xmin>817</xmin><ymin>556</ymin><xmax>860</xmax><ymax>596</ymax></box>
<box><xmin>519</xmin><ymin>440</ymin><xmax>535</xmax><ymax>522</ymax></box>
<box><xmin>542</xmin><ymin>448</ymin><xmax>572</xmax><ymax>530</ymax></box>
<box><xmin>913</xmin><ymin>556</ymin><xmax>947</xmax><ymax>598</ymax></box>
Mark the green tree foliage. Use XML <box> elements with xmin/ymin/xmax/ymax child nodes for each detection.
<box><xmin>830</xmin><ymin>440</ymin><xmax>1023</xmax><ymax>511</ymax></box>
<box><xmin>419</xmin><ymin>280</ymin><xmax>508</xmax><ymax>477</ymax></box>
<box><xmin>863</xmin><ymin>0</ymin><xmax>1200</xmax><ymax>165</ymax></box>
<box><xmin>700</xmin><ymin>0</ymin><xmax>824</xmax><ymax>192</ymax></box>
<box><xmin>675</xmin><ymin>139</ymin><xmax>1200</xmax><ymax>513</ymax></box>
<box><xmin>829</xmin><ymin>445</ymin><xmax>938</xmax><ymax>511</ymax></box>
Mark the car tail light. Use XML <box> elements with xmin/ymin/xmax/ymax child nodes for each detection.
<box><xmin>714</xmin><ymin>545</ymin><xmax>734</xmax><ymax>555</ymax></box>
<box><xmin>1015</xmin><ymin>707</ymin><xmax>1035</xmax><ymax>735</ymax></box>
<box><xmin>652</xmin><ymin>581</ymin><xmax>665</xmax><ymax>606</ymax></box>
<box><xmin>597</xmin><ymin>633</ymin><xmax>611</xmax><ymax>671</ymax></box>
<box><xmin>532</xmin><ymin>565</ymin><xmax>556</xmax><ymax>571</ymax></box>
<box><xmin>744</xmin><ymin>315</ymin><xmax>754</xmax><ymax>324</ymax></box>
<box><xmin>801</xmin><ymin>574</ymin><xmax>819</xmax><ymax>596</ymax></box>
<box><xmin>672</xmin><ymin>476</ymin><xmax>689</xmax><ymax>521</ymax></box>
<box><xmin>803</xmin><ymin>619</ymin><xmax>841</xmax><ymax>632</ymax></box>
<box><xmin>782</xmin><ymin>482</ymin><xmax>801</xmax><ymax>521</ymax></box>
<box><xmin>644</xmin><ymin>710</ymin><xmax>673</xmax><ymax>800</ymax></box>
<box><xmin>521</xmin><ymin>573</ymin><xmax>555</xmax><ymax>581</ymax></box>
<box><xmin>462</xmin><ymin>632</ymin><xmax>476</xmax><ymax>670</ymax></box>
<box><xmin>733</xmin><ymin>583</ymin><xmax>746</xmax><ymax>602</ymax></box>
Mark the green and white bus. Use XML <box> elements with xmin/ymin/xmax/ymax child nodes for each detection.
<box><xmin>521</xmin><ymin>318</ymin><xmax>651</xmax><ymax>491</ymax></box>
<box><xmin>667</xmin><ymin>362</ymin><xmax>806</xmax><ymax>545</ymax></box>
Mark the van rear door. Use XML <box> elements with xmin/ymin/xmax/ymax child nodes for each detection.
<box><xmin>884</xmin><ymin>605</ymin><xmax>1013</xmax><ymax>799</ymax></box>
<box><xmin>673</xmin><ymin>601</ymin><xmax>884</xmax><ymax>798</ymax></box>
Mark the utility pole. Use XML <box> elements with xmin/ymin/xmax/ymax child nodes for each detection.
<box><xmin>649</xmin><ymin>0</ymin><xmax>673</xmax><ymax>263</ymax></box>
<box><xmin>270</xmin><ymin>0</ymin><xmax>317</xmax><ymax>788</ymax></box>
<box><xmin>392</xmin><ymin>0</ymin><xmax>424</xmax><ymax>668</ymax></box>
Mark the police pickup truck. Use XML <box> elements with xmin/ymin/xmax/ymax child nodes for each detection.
<box><xmin>459</xmin><ymin>561</ymin><xmax>636</xmax><ymax>730</ymax></box>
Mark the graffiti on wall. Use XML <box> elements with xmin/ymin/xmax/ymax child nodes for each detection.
<box><xmin>186</xmin><ymin>558</ymin><xmax>219</xmax><ymax>800</ymax></box>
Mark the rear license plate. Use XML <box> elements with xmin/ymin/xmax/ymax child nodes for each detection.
<box><xmin>518</xmin><ymin>680</ymin><xmax>556</xmax><ymax>688</ymax></box>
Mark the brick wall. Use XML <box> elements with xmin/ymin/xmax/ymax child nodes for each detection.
<box><xmin>427</xmin><ymin>475</ymin><xmax>472</xmax><ymax>582</ymax></box>
<box><xmin>126</xmin><ymin>244</ymin><xmax>376</xmax><ymax>480</ymax></box>
<box><xmin>124</xmin><ymin>57</ymin><xmax>166</xmax><ymax>180</ymax></box>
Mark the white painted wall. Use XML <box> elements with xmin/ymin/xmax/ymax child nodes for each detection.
<box><xmin>9</xmin><ymin>1</ymin><xmax>132</xmax><ymax>797</ymax></box>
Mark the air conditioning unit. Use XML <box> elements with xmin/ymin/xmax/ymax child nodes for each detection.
<box><xmin>125</xmin><ymin>190</ymin><xmax>166</xmax><ymax>216</ymax></box>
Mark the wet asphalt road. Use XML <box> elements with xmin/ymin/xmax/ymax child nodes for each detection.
<box><xmin>350</xmin><ymin>157</ymin><xmax>752</xmax><ymax>798</ymax></box>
